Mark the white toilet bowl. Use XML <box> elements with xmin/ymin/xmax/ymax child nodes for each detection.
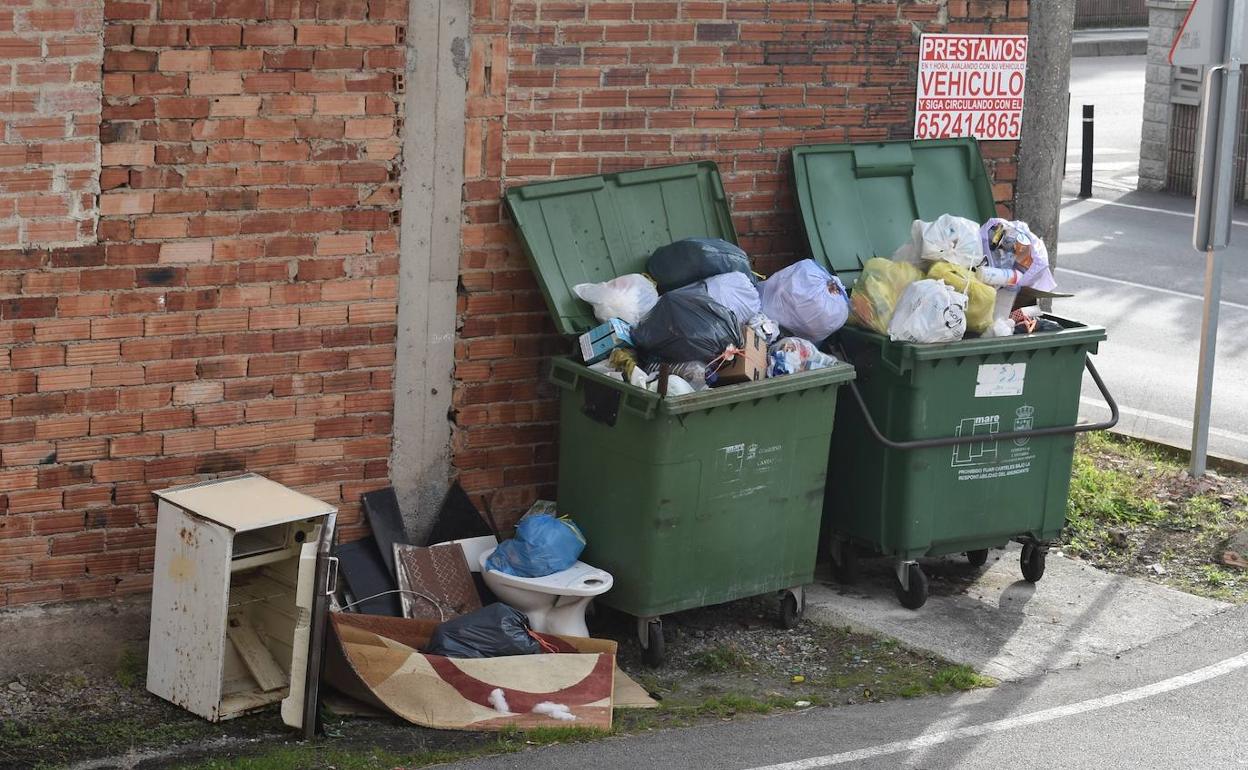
<box><xmin>478</xmin><ymin>546</ymin><xmax>613</xmax><ymax>637</ymax></box>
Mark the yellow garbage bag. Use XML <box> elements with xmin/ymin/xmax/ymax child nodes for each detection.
<box><xmin>927</xmin><ymin>261</ymin><xmax>995</xmax><ymax>334</ymax></box>
<box><xmin>849</xmin><ymin>258</ymin><xmax>924</xmax><ymax>334</ymax></box>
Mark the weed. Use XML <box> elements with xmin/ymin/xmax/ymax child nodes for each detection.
<box><xmin>1198</xmin><ymin>565</ymin><xmax>1236</xmax><ymax>587</ymax></box>
<box><xmin>691</xmin><ymin>644</ymin><xmax>753</xmax><ymax>673</ymax></box>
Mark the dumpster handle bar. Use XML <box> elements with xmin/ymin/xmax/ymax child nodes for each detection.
<box><xmin>846</xmin><ymin>358</ymin><xmax>1119</xmax><ymax>451</ymax></box>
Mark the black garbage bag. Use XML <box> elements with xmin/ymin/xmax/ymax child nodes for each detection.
<box><xmin>647</xmin><ymin>237</ymin><xmax>756</xmax><ymax>293</ymax></box>
<box><xmin>425</xmin><ymin>603</ymin><xmax>541</xmax><ymax>658</ymax></box>
<box><xmin>632</xmin><ymin>288</ymin><xmax>743</xmax><ymax>364</ymax></box>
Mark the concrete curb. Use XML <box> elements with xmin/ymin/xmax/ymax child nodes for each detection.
<box><xmin>1072</xmin><ymin>29</ymin><xmax>1148</xmax><ymax>57</ymax></box>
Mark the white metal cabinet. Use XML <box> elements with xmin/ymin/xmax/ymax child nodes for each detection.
<box><xmin>147</xmin><ymin>474</ymin><xmax>336</xmax><ymax>725</ymax></box>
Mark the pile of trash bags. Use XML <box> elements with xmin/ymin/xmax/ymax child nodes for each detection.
<box><xmin>574</xmin><ymin>237</ymin><xmax>849</xmax><ymax>392</ymax></box>
<box><xmin>852</xmin><ymin>214</ymin><xmax>1060</xmax><ymax>343</ymax></box>
<box><xmin>572</xmin><ymin>215</ymin><xmax>1060</xmax><ymax>391</ymax></box>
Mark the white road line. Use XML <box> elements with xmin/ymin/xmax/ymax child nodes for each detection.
<box><xmin>1059</xmin><ymin>268</ymin><xmax>1248</xmax><ymax>311</ymax></box>
<box><xmin>741</xmin><ymin>650</ymin><xmax>1248</xmax><ymax>770</ymax></box>
<box><xmin>1061</xmin><ymin>196</ymin><xmax>1248</xmax><ymax>228</ymax></box>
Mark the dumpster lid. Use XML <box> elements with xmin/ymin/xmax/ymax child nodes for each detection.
<box><xmin>505</xmin><ymin>162</ymin><xmax>738</xmax><ymax>335</ymax></box>
<box><xmin>791</xmin><ymin>139</ymin><xmax>997</xmax><ymax>284</ymax></box>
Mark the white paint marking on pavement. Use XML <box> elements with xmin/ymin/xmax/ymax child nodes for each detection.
<box><xmin>1059</xmin><ymin>268</ymin><xmax>1248</xmax><ymax>311</ymax></box>
<box><xmin>1061</xmin><ymin>196</ymin><xmax>1248</xmax><ymax>228</ymax></box>
<box><xmin>740</xmin><ymin>651</ymin><xmax>1248</xmax><ymax>770</ymax></box>
<box><xmin>1079</xmin><ymin>397</ymin><xmax>1248</xmax><ymax>446</ymax></box>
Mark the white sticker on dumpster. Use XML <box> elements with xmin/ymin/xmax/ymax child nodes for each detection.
<box><xmin>975</xmin><ymin>363</ymin><xmax>1026</xmax><ymax>397</ymax></box>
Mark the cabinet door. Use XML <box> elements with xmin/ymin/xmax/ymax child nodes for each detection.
<box><xmin>147</xmin><ymin>505</ymin><xmax>232</xmax><ymax>721</ymax></box>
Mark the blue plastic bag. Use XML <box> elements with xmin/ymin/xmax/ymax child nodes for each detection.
<box><xmin>485</xmin><ymin>509</ymin><xmax>586</xmax><ymax>578</ymax></box>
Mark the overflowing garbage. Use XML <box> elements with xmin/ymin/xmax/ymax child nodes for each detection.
<box><xmin>572</xmin><ymin>213</ymin><xmax>1059</xmax><ymax>392</ymax></box>
<box><xmin>578</xmin><ymin>237</ymin><xmax>848</xmax><ymax>393</ymax></box>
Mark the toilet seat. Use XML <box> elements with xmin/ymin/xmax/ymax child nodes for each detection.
<box><xmin>479</xmin><ymin>547</ymin><xmax>613</xmax><ymax>597</ymax></box>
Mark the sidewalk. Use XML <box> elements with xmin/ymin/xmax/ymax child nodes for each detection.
<box><xmin>1072</xmin><ymin>27</ymin><xmax>1148</xmax><ymax>57</ymax></box>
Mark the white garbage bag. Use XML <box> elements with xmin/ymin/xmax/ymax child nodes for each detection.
<box><xmin>572</xmin><ymin>274</ymin><xmax>658</xmax><ymax>326</ymax></box>
<box><xmin>977</xmin><ymin>218</ymin><xmax>1058</xmax><ymax>292</ymax></box>
<box><xmin>759</xmin><ymin>259</ymin><xmax>850</xmax><ymax>342</ymax></box>
<box><xmin>699</xmin><ymin>271</ymin><xmax>761</xmax><ymax>324</ymax></box>
<box><xmin>892</xmin><ymin>215</ymin><xmax>983</xmax><ymax>269</ymax></box>
<box><xmin>888</xmin><ymin>279</ymin><xmax>968</xmax><ymax>343</ymax></box>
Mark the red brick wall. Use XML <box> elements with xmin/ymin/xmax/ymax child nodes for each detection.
<box><xmin>0</xmin><ymin>0</ymin><xmax>405</xmax><ymax>606</ymax></box>
<box><xmin>0</xmin><ymin>0</ymin><xmax>102</xmax><ymax>248</ymax></box>
<box><xmin>454</xmin><ymin>0</ymin><xmax>1027</xmax><ymax>526</ymax></box>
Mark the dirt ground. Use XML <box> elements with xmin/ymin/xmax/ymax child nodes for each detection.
<box><xmin>1060</xmin><ymin>434</ymin><xmax>1248</xmax><ymax>604</ymax></box>
<box><xmin>0</xmin><ymin>597</ymin><xmax>988</xmax><ymax>770</ymax></box>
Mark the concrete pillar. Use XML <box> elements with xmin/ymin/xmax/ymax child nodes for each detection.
<box><xmin>391</xmin><ymin>0</ymin><xmax>469</xmax><ymax>540</ymax></box>
<box><xmin>1139</xmin><ymin>0</ymin><xmax>1194</xmax><ymax>191</ymax></box>
<box><xmin>1015</xmin><ymin>0</ymin><xmax>1076</xmax><ymax>266</ymax></box>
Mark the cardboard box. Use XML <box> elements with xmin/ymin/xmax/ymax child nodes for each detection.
<box><xmin>715</xmin><ymin>324</ymin><xmax>767</xmax><ymax>385</ymax></box>
<box><xmin>579</xmin><ymin>318</ymin><xmax>633</xmax><ymax>364</ymax></box>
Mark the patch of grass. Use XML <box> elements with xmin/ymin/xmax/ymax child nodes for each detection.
<box><xmin>1198</xmin><ymin>564</ymin><xmax>1237</xmax><ymax>588</ymax></box>
<box><xmin>691</xmin><ymin>643</ymin><xmax>754</xmax><ymax>673</ymax></box>
<box><xmin>0</xmin><ymin>711</ymin><xmax>220</xmax><ymax>770</ymax></box>
<box><xmin>115</xmin><ymin>645</ymin><xmax>146</xmax><ymax>689</ymax></box>
<box><xmin>181</xmin><ymin>746</ymin><xmax>418</xmax><ymax>770</ymax></box>
<box><xmin>1061</xmin><ymin>434</ymin><xmax>1248</xmax><ymax>604</ymax></box>
<box><xmin>929</xmin><ymin>665</ymin><xmax>997</xmax><ymax>692</ymax></box>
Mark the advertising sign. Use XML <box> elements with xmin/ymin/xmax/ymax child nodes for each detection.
<box><xmin>915</xmin><ymin>34</ymin><xmax>1028</xmax><ymax>141</ymax></box>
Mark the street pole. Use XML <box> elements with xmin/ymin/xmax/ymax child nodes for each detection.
<box><xmin>1191</xmin><ymin>246</ymin><xmax>1224</xmax><ymax>475</ymax></box>
<box><xmin>1188</xmin><ymin>0</ymin><xmax>1246</xmax><ymax>476</ymax></box>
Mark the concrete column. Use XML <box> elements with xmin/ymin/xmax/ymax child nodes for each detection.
<box><xmin>1015</xmin><ymin>0</ymin><xmax>1076</xmax><ymax>266</ymax></box>
<box><xmin>392</xmin><ymin>0</ymin><xmax>469</xmax><ymax>540</ymax></box>
<box><xmin>1139</xmin><ymin>0</ymin><xmax>1194</xmax><ymax>191</ymax></box>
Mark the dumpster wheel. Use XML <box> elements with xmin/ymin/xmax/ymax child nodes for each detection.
<box><xmin>1020</xmin><ymin>543</ymin><xmax>1047</xmax><ymax>583</ymax></box>
<box><xmin>831</xmin><ymin>542</ymin><xmax>859</xmax><ymax>585</ymax></box>
<box><xmin>894</xmin><ymin>562</ymin><xmax>928</xmax><ymax>610</ymax></box>
<box><xmin>779</xmin><ymin>587</ymin><xmax>804</xmax><ymax>630</ymax></box>
<box><xmin>965</xmin><ymin>549</ymin><xmax>990</xmax><ymax>568</ymax></box>
<box><xmin>639</xmin><ymin>618</ymin><xmax>665</xmax><ymax>667</ymax></box>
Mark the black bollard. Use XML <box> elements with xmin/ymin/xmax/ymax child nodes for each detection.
<box><xmin>1079</xmin><ymin>104</ymin><xmax>1094</xmax><ymax>199</ymax></box>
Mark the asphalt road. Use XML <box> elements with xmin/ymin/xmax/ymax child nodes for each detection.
<box><xmin>1066</xmin><ymin>55</ymin><xmax>1146</xmax><ymax>191</ymax></box>
<box><xmin>1058</xmin><ymin>56</ymin><xmax>1248</xmax><ymax>464</ymax></box>
<box><xmin>447</xmin><ymin>605</ymin><xmax>1248</xmax><ymax>769</ymax></box>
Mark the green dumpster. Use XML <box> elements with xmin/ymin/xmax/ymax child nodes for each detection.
<box><xmin>791</xmin><ymin>139</ymin><xmax>1119</xmax><ymax>609</ymax></box>
<box><xmin>507</xmin><ymin>162</ymin><xmax>855</xmax><ymax>663</ymax></box>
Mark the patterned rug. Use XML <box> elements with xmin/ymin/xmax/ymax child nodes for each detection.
<box><xmin>324</xmin><ymin>613</ymin><xmax>616</xmax><ymax>731</ymax></box>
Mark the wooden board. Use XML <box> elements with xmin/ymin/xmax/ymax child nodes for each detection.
<box><xmin>362</xmin><ymin>487</ymin><xmax>409</xmax><ymax>578</ymax></box>
<box><xmin>227</xmin><ymin>615</ymin><xmax>287</xmax><ymax>692</ymax></box>
<box><xmin>154</xmin><ymin>474</ymin><xmax>335</xmax><ymax>533</ymax></box>
<box><xmin>335</xmin><ymin>536</ymin><xmax>401</xmax><ymax>616</ymax></box>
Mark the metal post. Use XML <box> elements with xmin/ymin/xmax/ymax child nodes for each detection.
<box><xmin>1190</xmin><ymin>246</ymin><xmax>1224</xmax><ymax>476</ymax></box>
<box><xmin>1078</xmin><ymin>104</ymin><xmax>1094</xmax><ymax>198</ymax></box>
<box><xmin>1188</xmin><ymin>0</ymin><xmax>1246</xmax><ymax>476</ymax></box>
